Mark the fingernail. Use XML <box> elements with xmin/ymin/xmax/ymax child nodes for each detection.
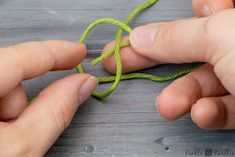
<box><xmin>79</xmin><ymin>76</ymin><xmax>98</xmax><ymax>103</ymax></box>
<box><xmin>201</xmin><ymin>4</ymin><xmax>215</xmax><ymax>16</ymax></box>
<box><xmin>130</xmin><ymin>25</ymin><xmax>158</xmax><ymax>50</ymax></box>
<box><xmin>191</xmin><ymin>111</ymin><xmax>197</xmax><ymax>124</ymax></box>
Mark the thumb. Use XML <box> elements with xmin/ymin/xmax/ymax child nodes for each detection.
<box><xmin>129</xmin><ymin>18</ymin><xmax>209</xmax><ymax>64</ymax></box>
<box><xmin>129</xmin><ymin>10</ymin><xmax>235</xmax><ymax>65</ymax></box>
<box><xmin>14</xmin><ymin>74</ymin><xmax>97</xmax><ymax>156</ymax></box>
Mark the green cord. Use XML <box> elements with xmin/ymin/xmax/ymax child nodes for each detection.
<box><xmin>77</xmin><ymin>0</ymin><xmax>193</xmax><ymax>99</ymax></box>
<box><xmin>98</xmin><ymin>68</ymin><xmax>194</xmax><ymax>83</ymax></box>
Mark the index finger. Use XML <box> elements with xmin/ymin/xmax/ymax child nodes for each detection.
<box><xmin>0</xmin><ymin>40</ymin><xmax>87</xmax><ymax>97</ymax></box>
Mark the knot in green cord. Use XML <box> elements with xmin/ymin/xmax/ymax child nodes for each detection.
<box><xmin>77</xmin><ymin>0</ymin><xmax>193</xmax><ymax>99</ymax></box>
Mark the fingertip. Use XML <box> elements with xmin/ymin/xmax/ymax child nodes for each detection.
<box><xmin>129</xmin><ymin>25</ymin><xmax>158</xmax><ymax>58</ymax></box>
<box><xmin>37</xmin><ymin>73</ymin><xmax>93</xmax><ymax>100</ymax></box>
<box><xmin>156</xmin><ymin>94</ymin><xmax>176</xmax><ymax>121</ymax></box>
<box><xmin>157</xmin><ymin>75</ymin><xmax>202</xmax><ymax>121</ymax></box>
<box><xmin>40</xmin><ymin>40</ymin><xmax>88</xmax><ymax>70</ymax></box>
<box><xmin>79</xmin><ymin>43</ymin><xmax>88</xmax><ymax>56</ymax></box>
<box><xmin>192</xmin><ymin>0</ymin><xmax>234</xmax><ymax>17</ymax></box>
<box><xmin>54</xmin><ymin>73</ymin><xmax>97</xmax><ymax>105</ymax></box>
<box><xmin>62</xmin><ymin>40</ymin><xmax>88</xmax><ymax>59</ymax></box>
<box><xmin>65</xmin><ymin>41</ymin><xmax>88</xmax><ymax>65</ymax></box>
<box><xmin>191</xmin><ymin>98</ymin><xmax>226</xmax><ymax>130</ymax></box>
<box><xmin>157</xmin><ymin>90</ymin><xmax>190</xmax><ymax>121</ymax></box>
<box><xmin>45</xmin><ymin>40</ymin><xmax>87</xmax><ymax>54</ymax></box>
<box><xmin>79</xmin><ymin>76</ymin><xmax>98</xmax><ymax>104</ymax></box>
<box><xmin>76</xmin><ymin>42</ymin><xmax>87</xmax><ymax>62</ymax></box>
<box><xmin>192</xmin><ymin>0</ymin><xmax>206</xmax><ymax>17</ymax></box>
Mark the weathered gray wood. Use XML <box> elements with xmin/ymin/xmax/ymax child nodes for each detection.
<box><xmin>0</xmin><ymin>0</ymin><xmax>193</xmax><ymax>52</ymax></box>
<box><xmin>1</xmin><ymin>0</ymin><xmax>235</xmax><ymax>157</ymax></box>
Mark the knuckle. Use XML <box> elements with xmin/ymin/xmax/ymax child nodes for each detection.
<box><xmin>9</xmin><ymin>46</ymin><xmax>27</xmax><ymax>78</ymax></box>
<box><xmin>38</xmin><ymin>90</ymin><xmax>73</xmax><ymax>131</ymax></box>
<box><xmin>203</xmin><ymin>10</ymin><xmax>235</xmax><ymax>63</ymax></box>
<box><xmin>164</xmin><ymin>21</ymin><xmax>180</xmax><ymax>51</ymax></box>
<box><xmin>36</xmin><ymin>42</ymin><xmax>56</xmax><ymax>60</ymax></box>
<box><xmin>214</xmin><ymin>51</ymin><xmax>232</xmax><ymax>81</ymax></box>
<box><xmin>51</xmin><ymin>95</ymin><xmax>74</xmax><ymax>131</ymax></box>
<box><xmin>32</xmin><ymin>41</ymin><xmax>56</xmax><ymax>70</ymax></box>
<box><xmin>153</xmin><ymin>22</ymin><xmax>178</xmax><ymax>58</ymax></box>
<box><xmin>200</xmin><ymin>16</ymin><xmax>215</xmax><ymax>56</ymax></box>
<box><xmin>213</xmin><ymin>50</ymin><xmax>235</xmax><ymax>95</ymax></box>
<box><xmin>9</xmin><ymin>41</ymin><xmax>56</xmax><ymax>77</ymax></box>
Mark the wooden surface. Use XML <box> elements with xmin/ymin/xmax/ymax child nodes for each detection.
<box><xmin>1</xmin><ymin>0</ymin><xmax>235</xmax><ymax>157</ymax></box>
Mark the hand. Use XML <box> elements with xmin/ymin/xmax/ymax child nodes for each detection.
<box><xmin>0</xmin><ymin>40</ymin><xmax>97</xmax><ymax>156</ymax></box>
<box><xmin>102</xmin><ymin>2</ymin><xmax>235</xmax><ymax>130</ymax></box>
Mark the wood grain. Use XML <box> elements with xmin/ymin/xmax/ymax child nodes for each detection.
<box><xmin>1</xmin><ymin>0</ymin><xmax>235</xmax><ymax>157</ymax></box>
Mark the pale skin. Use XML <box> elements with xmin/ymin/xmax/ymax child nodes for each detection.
<box><xmin>0</xmin><ymin>41</ymin><xmax>98</xmax><ymax>156</ymax></box>
<box><xmin>0</xmin><ymin>0</ymin><xmax>234</xmax><ymax>156</ymax></box>
<box><xmin>103</xmin><ymin>0</ymin><xmax>235</xmax><ymax>130</ymax></box>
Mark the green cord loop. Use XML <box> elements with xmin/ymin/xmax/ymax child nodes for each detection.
<box><xmin>77</xmin><ymin>0</ymin><xmax>193</xmax><ymax>99</ymax></box>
